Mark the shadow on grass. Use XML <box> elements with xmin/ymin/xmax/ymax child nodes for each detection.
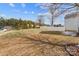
<box><xmin>24</xmin><ymin>35</ymin><xmax>78</xmax><ymax>56</ymax></box>
<box><xmin>23</xmin><ymin>35</ymin><xmax>78</xmax><ymax>46</ymax></box>
<box><xmin>40</xmin><ymin>31</ymin><xmax>79</xmax><ymax>37</ymax></box>
<box><xmin>40</xmin><ymin>31</ymin><xmax>62</xmax><ymax>35</ymax></box>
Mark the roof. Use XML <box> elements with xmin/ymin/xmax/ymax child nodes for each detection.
<box><xmin>65</xmin><ymin>12</ymin><xmax>79</xmax><ymax>19</ymax></box>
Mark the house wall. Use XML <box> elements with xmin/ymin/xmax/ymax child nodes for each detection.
<box><xmin>77</xmin><ymin>18</ymin><xmax>79</xmax><ymax>32</ymax></box>
<box><xmin>65</xmin><ymin>17</ymin><xmax>78</xmax><ymax>32</ymax></box>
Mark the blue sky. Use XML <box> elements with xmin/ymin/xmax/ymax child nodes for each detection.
<box><xmin>0</xmin><ymin>3</ymin><xmax>66</xmax><ymax>25</ymax></box>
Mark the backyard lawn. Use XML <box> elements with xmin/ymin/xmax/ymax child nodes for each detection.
<box><xmin>0</xmin><ymin>29</ymin><xmax>79</xmax><ymax>56</ymax></box>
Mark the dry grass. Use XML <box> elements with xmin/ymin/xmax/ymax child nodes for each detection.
<box><xmin>0</xmin><ymin>29</ymin><xmax>79</xmax><ymax>56</ymax></box>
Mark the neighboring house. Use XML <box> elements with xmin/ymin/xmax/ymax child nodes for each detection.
<box><xmin>65</xmin><ymin>12</ymin><xmax>79</xmax><ymax>33</ymax></box>
<box><xmin>2</xmin><ymin>26</ymin><xmax>13</xmax><ymax>31</ymax></box>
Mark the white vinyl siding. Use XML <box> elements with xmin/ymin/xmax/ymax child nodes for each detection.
<box><xmin>77</xmin><ymin>18</ymin><xmax>79</xmax><ymax>32</ymax></box>
<box><xmin>65</xmin><ymin>17</ymin><xmax>78</xmax><ymax>32</ymax></box>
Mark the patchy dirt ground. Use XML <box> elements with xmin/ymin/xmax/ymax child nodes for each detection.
<box><xmin>0</xmin><ymin>29</ymin><xmax>79</xmax><ymax>56</ymax></box>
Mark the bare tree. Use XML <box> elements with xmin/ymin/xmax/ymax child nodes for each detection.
<box><xmin>39</xmin><ymin>3</ymin><xmax>79</xmax><ymax>26</ymax></box>
<box><xmin>37</xmin><ymin>15</ymin><xmax>44</xmax><ymax>26</ymax></box>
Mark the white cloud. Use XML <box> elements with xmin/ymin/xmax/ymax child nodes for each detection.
<box><xmin>38</xmin><ymin>13</ymin><xmax>42</xmax><ymax>15</ymax></box>
<box><xmin>21</xmin><ymin>3</ymin><xmax>26</xmax><ymax>8</ymax></box>
<box><xmin>13</xmin><ymin>9</ymin><xmax>20</xmax><ymax>13</ymax></box>
<box><xmin>0</xmin><ymin>14</ymin><xmax>10</xmax><ymax>19</ymax></box>
<box><xmin>24</xmin><ymin>11</ymin><xmax>28</xmax><ymax>14</ymax></box>
<box><xmin>40</xmin><ymin>6</ymin><xmax>47</xmax><ymax>9</ymax></box>
<box><xmin>38</xmin><ymin>12</ymin><xmax>51</xmax><ymax>16</ymax></box>
<box><xmin>0</xmin><ymin>14</ymin><xmax>6</xmax><ymax>17</ymax></box>
<box><xmin>31</xmin><ymin>11</ymin><xmax>34</xmax><ymax>14</ymax></box>
<box><xmin>36</xmin><ymin>4</ymin><xmax>48</xmax><ymax>9</ymax></box>
<box><xmin>9</xmin><ymin>3</ymin><xmax>15</xmax><ymax>7</ymax></box>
